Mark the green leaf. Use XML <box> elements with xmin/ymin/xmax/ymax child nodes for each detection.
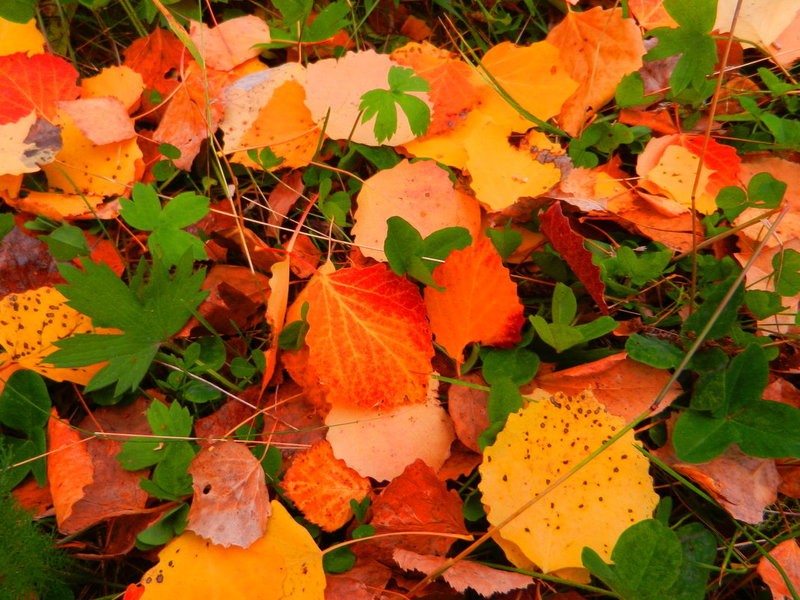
<box><xmin>726</xmin><ymin>344</ymin><xmax>768</xmax><ymax>410</ymax></box>
<box><xmin>583</xmin><ymin>519</ymin><xmax>684</xmax><ymax>600</ymax></box>
<box><xmin>682</xmin><ymin>274</ymin><xmax>744</xmax><ymax>340</ymax></box>
<box><xmin>323</xmin><ymin>547</ymin><xmax>356</xmax><ymax>574</ymax></box>
<box><xmin>304</xmin><ymin>1</ymin><xmax>350</xmax><ymax>43</ymax></box>
<box><xmin>272</xmin><ymin>0</ymin><xmax>312</xmax><ymax>25</ymax></box>
<box><xmin>359</xmin><ymin>67</ymin><xmax>430</xmax><ymax>143</ymax></box>
<box><xmin>142</xmin><ymin>441</ymin><xmax>195</xmax><ymax>500</ymax></box>
<box><xmin>672</xmin><ymin>523</ymin><xmax>716</xmax><ymax>600</ymax></box>
<box><xmin>0</xmin><ymin>0</ymin><xmax>35</xmax><ymax>23</ymax></box>
<box><xmin>50</xmin><ymin>256</ymin><xmax>208</xmax><ymax>396</ymax></box>
<box><xmin>136</xmin><ymin>503</ymin><xmax>189</xmax><ymax>549</ymax></box>
<box><xmin>0</xmin><ymin>214</ymin><xmax>13</xmax><ymax>242</ymax></box>
<box><xmin>0</xmin><ymin>371</ymin><xmax>50</xmax><ymax>434</ymax></box>
<box><xmin>39</xmin><ymin>224</ymin><xmax>91</xmax><ymax>261</ymax></box>
<box><xmin>481</xmin><ymin>347</ymin><xmax>539</xmax><ymax>386</ymax></box>
<box><xmin>626</xmin><ymin>334</ymin><xmax>684</xmax><ymax>369</ymax></box>
<box><xmin>772</xmin><ymin>249</ymin><xmax>800</xmax><ymax>296</ymax></box>
<box><xmin>672</xmin><ymin>410</ymin><xmax>734</xmax><ymax>463</ymax></box>
<box><xmin>479</xmin><ymin>378</ymin><xmax>523</xmax><ymax>449</ymax></box>
<box><xmin>486</xmin><ymin>224</ymin><xmax>522</xmax><ymax>260</ymax></box>
<box><xmin>120</xmin><ymin>183</ymin><xmax>209</xmax><ymax>265</ymax></box>
<box><xmin>615</xmin><ymin>72</ymin><xmax>660</xmax><ymax>107</ymax></box>
<box><xmin>551</xmin><ymin>282</ymin><xmax>577</xmax><ymax>325</ymax></box>
<box><xmin>663</xmin><ymin>0</ymin><xmax>716</xmax><ymax>32</ymax></box>
<box><xmin>734</xmin><ymin>401</ymin><xmax>800</xmax><ymax>458</ymax></box>
<box><xmin>745</xmin><ymin>290</ymin><xmax>785</xmax><ymax>319</ymax></box>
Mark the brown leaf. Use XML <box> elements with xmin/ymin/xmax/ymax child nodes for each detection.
<box><xmin>186</xmin><ymin>441</ymin><xmax>271</xmax><ymax>548</ymax></box>
<box><xmin>447</xmin><ymin>373</ymin><xmax>490</xmax><ymax>452</ymax></box>
<box><xmin>325</xmin><ymin>558</ymin><xmax>393</xmax><ymax>600</ymax></box>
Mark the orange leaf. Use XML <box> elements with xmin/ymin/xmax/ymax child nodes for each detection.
<box><xmin>303</xmin><ymin>263</ymin><xmax>434</xmax><ymax>410</ymax></box>
<box><xmin>186</xmin><ymin>441</ymin><xmax>271</xmax><ymax>548</ymax></box>
<box><xmin>547</xmin><ymin>7</ymin><xmax>645</xmax><ymax>135</ymax></box>
<box><xmin>188</xmin><ymin>15</ymin><xmax>270</xmax><ymax>71</ymax></box>
<box><xmin>0</xmin><ymin>52</ymin><xmax>79</xmax><ymax>125</ymax></box>
<box><xmin>47</xmin><ymin>409</ymin><xmax>93</xmax><ymax>532</ymax></box>
<box><xmin>758</xmin><ymin>539</ymin><xmax>800</xmax><ymax>599</ymax></box>
<box><xmin>533</xmin><ymin>352</ymin><xmax>681</xmax><ymax>423</ymax></box>
<box><xmin>123</xmin><ymin>28</ymin><xmax>186</xmax><ymax>117</ymax></box>
<box><xmin>352</xmin><ymin>159</ymin><xmax>481</xmax><ymax>261</ymax></box>
<box><xmin>282</xmin><ymin>439</ymin><xmax>371</xmax><ymax>532</ymax></box>
<box><xmin>81</xmin><ymin>65</ymin><xmax>144</xmax><ymax>113</ymax></box>
<box><xmin>426</xmin><ymin>237</ymin><xmax>524</xmax><ymax>364</ymax></box>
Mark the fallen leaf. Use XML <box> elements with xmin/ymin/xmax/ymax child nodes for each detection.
<box><xmin>304</xmin><ymin>49</ymin><xmax>431</xmax><ymax>146</ymax></box>
<box><xmin>0</xmin><ymin>286</ymin><xmax>108</xmax><ymax>389</ymax></box>
<box><xmin>539</xmin><ymin>201</ymin><xmax>608</xmax><ymax>313</ymax></box>
<box><xmin>326</xmin><ymin>395</ymin><xmax>455</xmax><ymax>482</ymax></box>
<box><xmin>479</xmin><ymin>389</ymin><xmax>658</xmax><ymax>573</ymax></box>
<box><xmin>81</xmin><ymin>65</ymin><xmax>144</xmax><ymax>112</ymax></box>
<box><xmin>123</xmin><ymin>28</ymin><xmax>186</xmax><ymax>117</ymax></box>
<box><xmin>189</xmin><ymin>15</ymin><xmax>270</xmax><ymax>71</ymax></box>
<box><xmin>325</xmin><ymin>558</ymin><xmax>393</xmax><ymax>600</ymax></box>
<box><xmin>261</xmin><ymin>381</ymin><xmax>326</xmax><ymax>459</ymax></box>
<box><xmin>47</xmin><ymin>409</ymin><xmax>93</xmax><ymax>532</ymax></box>
<box><xmin>627</xmin><ymin>0</ymin><xmax>678</xmax><ymax>29</ymax></box>
<box><xmin>447</xmin><ymin>373</ymin><xmax>490</xmax><ymax>452</ymax></box>
<box><xmin>221</xmin><ymin>63</ymin><xmax>320</xmax><ymax>170</ymax></box>
<box><xmin>57</xmin><ymin>97</ymin><xmax>137</xmax><ymax>145</ymax></box>
<box><xmin>0</xmin><ymin>52</ymin><xmax>79</xmax><ymax>125</ymax></box>
<box><xmin>0</xmin><ymin>111</ymin><xmax>61</xmax><ymax>175</ymax></box>
<box><xmin>757</xmin><ymin>539</ymin><xmax>800</xmax><ymax>600</ymax></box>
<box><xmin>533</xmin><ymin>352</ymin><xmax>681</xmax><ymax>423</ymax></box>
<box><xmin>715</xmin><ymin>0</ymin><xmax>800</xmax><ymax>47</ymax></box>
<box><xmin>394</xmin><ymin>548</ymin><xmax>535</xmax><ymax>597</ymax></box>
<box><xmin>282</xmin><ymin>439</ymin><xmax>371</xmax><ymax>531</ymax></box>
<box><xmin>0</xmin><ymin>225</ymin><xmax>62</xmax><ymax>296</ymax></box>
<box><xmin>133</xmin><ymin>500</ymin><xmax>324</xmax><ymax>599</ymax></box>
<box><xmin>0</xmin><ymin>18</ymin><xmax>45</xmax><ymax>56</ymax></box>
<box><xmin>547</xmin><ymin>7</ymin><xmax>645</xmax><ymax>135</ymax></box>
<box><xmin>186</xmin><ymin>441</ymin><xmax>270</xmax><ymax>548</ymax></box>
<box><xmin>360</xmin><ymin>460</ymin><xmax>469</xmax><ymax>562</ymax></box>
<box><xmin>302</xmin><ymin>263</ymin><xmax>434</xmax><ymax>410</ymax></box>
<box><xmin>424</xmin><ymin>237</ymin><xmax>524</xmax><ymax>364</ymax></box>
<box><xmin>352</xmin><ymin>159</ymin><xmax>481</xmax><ymax>261</ymax></box>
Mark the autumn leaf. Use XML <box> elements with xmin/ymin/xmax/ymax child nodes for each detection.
<box><xmin>131</xmin><ymin>500</ymin><xmax>324</xmax><ymax>599</ymax></box>
<box><xmin>281</xmin><ymin>439</ymin><xmax>371</xmax><ymax>532</ymax></box>
<box><xmin>424</xmin><ymin>237</ymin><xmax>524</xmax><ymax>364</ymax></box>
<box><xmin>188</xmin><ymin>15</ymin><xmax>270</xmax><ymax>71</ymax></box>
<box><xmin>0</xmin><ymin>52</ymin><xmax>79</xmax><ymax>125</ymax></box>
<box><xmin>352</xmin><ymin>159</ymin><xmax>481</xmax><ymax>261</ymax></box>
<box><xmin>186</xmin><ymin>441</ymin><xmax>271</xmax><ymax>548</ymax></box>
<box><xmin>539</xmin><ymin>201</ymin><xmax>609</xmax><ymax>313</ymax></box>
<box><xmin>300</xmin><ymin>263</ymin><xmax>434</xmax><ymax>410</ymax></box>
<box><xmin>0</xmin><ymin>286</ymin><xmax>108</xmax><ymax>389</ymax></box>
<box><xmin>757</xmin><ymin>539</ymin><xmax>800</xmax><ymax>600</ymax></box>
<box><xmin>81</xmin><ymin>65</ymin><xmax>144</xmax><ymax>112</ymax></box>
<box><xmin>0</xmin><ymin>18</ymin><xmax>45</xmax><ymax>56</ymax></box>
<box><xmin>325</xmin><ymin>395</ymin><xmax>455</xmax><ymax>482</ymax></box>
<box><xmin>479</xmin><ymin>389</ymin><xmax>658</xmax><ymax>574</ymax></box>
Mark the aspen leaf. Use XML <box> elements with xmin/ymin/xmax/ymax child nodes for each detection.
<box><xmin>352</xmin><ymin>159</ymin><xmax>481</xmax><ymax>261</ymax></box>
<box><xmin>282</xmin><ymin>440</ymin><xmax>371</xmax><ymax>532</ymax></box>
<box><xmin>637</xmin><ymin>134</ymin><xmax>741</xmax><ymax>215</ymax></box>
<box><xmin>186</xmin><ymin>441</ymin><xmax>271</xmax><ymax>548</ymax></box>
<box><xmin>304</xmin><ymin>50</ymin><xmax>432</xmax><ymax>146</ymax></box>
<box><xmin>81</xmin><ymin>65</ymin><xmax>144</xmax><ymax>112</ymax></box>
<box><xmin>715</xmin><ymin>0</ymin><xmax>800</xmax><ymax>47</ymax></box>
<box><xmin>394</xmin><ymin>549</ymin><xmax>534</xmax><ymax>597</ymax></box>
<box><xmin>0</xmin><ymin>286</ymin><xmax>107</xmax><ymax>389</ymax></box>
<box><xmin>479</xmin><ymin>388</ymin><xmax>658</xmax><ymax>574</ymax></box>
<box><xmin>757</xmin><ymin>539</ymin><xmax>800</xmax><ymax>600</ymax></box>
<box><xmin>133</xmin><ymin>500</ymin><xmax>325</xmax><ymax>599</ymax></box>
<box><xmin>57</xmin><ymin>98</ymin><xmax>136</xmax><ymax>145</ymax></box>
<box><xmin>326</xmin><ymin>395</ymin><xmax>455</xmax><ymax>482</ymax></box>
<box><xmin>547</xmin><ymin>7</ymin><xmax>645</xmax><ymax>135</ymax></box>
<box><xmin>188</xmin><ymin>15</ymin><xmax>270</xmax><ymax>71</ymax></box>
<box><xmin>123</xmin><ymin>28</ymin><xmax>185</xmax><ymax>116</ymax></box>
<box><xmin>0</xmin><ymin>111</ymin><xmax>61</xmax><ymax>175</ymax></box>
<box><xmin>0</xmin><ymin>52</ymin><xmax>79</xmax><ymax>125</ymax></box>
<box><xmin>0</xmin><ymin>18</ymin><xmax>45</xmax><ymax>56</ymax></box>
<box><xmin>303</xmin><ymin>263</ymin><xmax>434</xmax><ymax>410</ymax></box>
<box><xmin>424</xmin><ymin>237</ymin><xmax>524</xmax><ymax>364</ymax></box>
<box><xmin>628</xmin><ymin>0</ymin><xmax>678</xmax><ymax>29</ymax></box>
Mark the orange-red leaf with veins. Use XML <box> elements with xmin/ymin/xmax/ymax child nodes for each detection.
<box><xmin>186</xmin><ymin>441</ymin><xmax>271</xmax><ymax>548</ymax></box>
<box><xmin>123</xmin><ymin>28</ymin><xmax>186</xmax><ymax>117</ymax></box>
<box><xmin>540</xmin><ymin>201</ymin><xmax>608</xmax><ymax>313</ymax></box>
<box><xmin>48</xmin><ymin>408</ymin><xmax>93</xmax><ymax>533</ymax></box>
<box><xmin>304</xmin><ymin>263</ymin><xmax>434</xmax><ymax>409</ymax></box>
<box><xmin>282</xmin><ymin>439</ymin><xmax>371</xmax><ymax>532</ymax></box>
<box><xmin>757</xmin><ymin>539</ymin><xmax>800</xmax><ymax>599</ymax></box>
<box><xmin>359</xmin><ymin>459</ymin><xmax>469</xmax><ymax>563</ymax></box>
<box><xmin>425</xmin><ymin>237</ymin><xmax>524</xmax><ymax>364</ymax></box>
<box><xmin>0</xmin><ymin>52</ymin><xmax>79</xmax><ymax>125</ymax></box>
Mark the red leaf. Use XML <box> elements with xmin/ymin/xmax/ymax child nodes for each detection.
<box><xmin>0</xmin><ymin>53</ymin><xmax>79</xmax><ymax>125</ymax></box>
<box><xmin>539</xmin><ymin>201</ymin><xmax>608</xmax><ymax>313</ymax></box>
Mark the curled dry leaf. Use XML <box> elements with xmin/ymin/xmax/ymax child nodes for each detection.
<box><xmin>352</xmin><ymin>159</ymin><xmax>481</xmax><ymax>261</ymax></box>
<box><xmin>282</xmin><ymin>439</ymin><xmax>371</xmax><ymax>532</ymax></box>
<box><xmin>186</xmin><ymin>441</ymin><xmax>271</xmax><ymax>548</ymax></box>
<box><xmin>394</xmin><ymin>548</ymin><xmax>535</xmax><ymax>597</ymax></box>
<box><xmin>326</xmin><ymin>395</ymin><xmax>455</xmax><ymax>482</ymax></box>
<box><xmin>424</xmin><ymin>237</ymin><xmax>524</xmax><ymax>364</ymax></box>
<box><xmin>479</xmin><ymin>389</ymin><xmax>658</xmax><ymax>574</ymax></box>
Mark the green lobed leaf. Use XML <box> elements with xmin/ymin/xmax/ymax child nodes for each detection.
<box><xmin>40</xmin><ymin>224</ymin><xmax>90</xmax><ymax>261</ymax></box>
<box><xmin>772</xmin><ymin>249</ymin><xmax>800</xmax><ymax>297</ymax></box>
<box><xmin>359</xmin><ymin>67</ymin><xmax>431</xmax><ymax>143</ymax></box>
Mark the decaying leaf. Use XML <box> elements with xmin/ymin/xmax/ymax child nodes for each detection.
<box><xmin>424</xmin><ymin>237</ymin><xmax>524</xmax><ymax>364</ymax></box>
<box><xmin>479</xmin><ymin>388</ymin><xmax>658</xmax><ymax>574</ymax></box>
<box><xmin>186</xmin><ymin>441</ymin><xmax>271</xmax><ymax>548</ymax></box>
<box><xmin>282</xmin><ymin>439</ymin><xmax>371</xmax><ymax>532</ymax></box>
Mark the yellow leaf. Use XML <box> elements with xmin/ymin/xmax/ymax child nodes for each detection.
<box><xmin>479</xmin><ymin>389</ymin><xmax>658</xmax><ymax>574</ymax></box>
<box><xmin>138</xmin><ymin>500</ymin><xmax>325</xmax><ymax>599</ymax></box>
<box><xmin>0</xmin><ymin>18</ymin><xmax>45</xmax><ymax>56</ymax></box>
